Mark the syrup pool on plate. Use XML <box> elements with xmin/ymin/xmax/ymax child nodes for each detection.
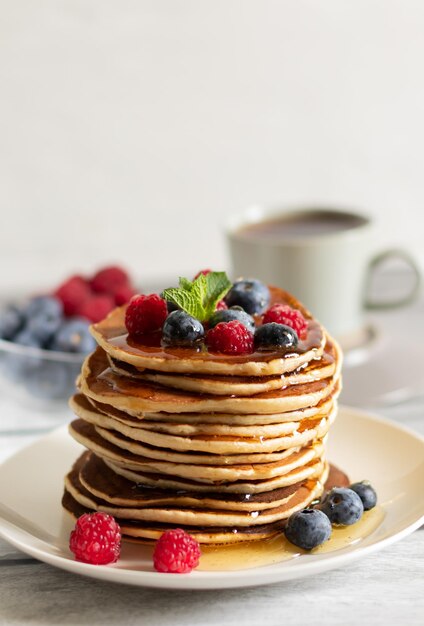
<box><xmin>198</xmin><ymin>506</ymin><xmax>385</xmax><ymax>571</ymax></box>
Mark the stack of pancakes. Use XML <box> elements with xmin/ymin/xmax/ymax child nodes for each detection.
<box><xmin>63</xmin><ymin>287</ymin><xmax>342</xmax><ymax>544</ymax></box>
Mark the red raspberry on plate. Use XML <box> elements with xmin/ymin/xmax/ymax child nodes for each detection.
<box><xmin>153</xmin><ymin>528</ymin><xmax>201</xmax><ymax>574</ymax></box>
<box><xmin>125</xmin><ymin>294</ymin><xmax>168</xmax><ymax>336</ymax></box>
<box><xmin>206</xmin><ymin>320</ymin><xmax>254</xmax><ymax>355</ymax></box>
<box><xmin>90</xmin><ymin>266</ymin><xmax>129</xmax><ymax>295</ymax></box>
<box><xmin>77</xmin><ymin>294</ymin><xmax>115</xmax><ymax>323</ymax></box>
<box><xmin>54</xmin><ymin>275</ymin><xmax>91</xmax><ymax>316</ymax></box>
<box><xmin>262</xmin><ymin>304</ymin><xmax>308</xmax><ymax>339</ymax></box>
<box><xmin>69</xmin><ymin>512</ymin><xmax>121</xmax><ymax>565</ymax></box>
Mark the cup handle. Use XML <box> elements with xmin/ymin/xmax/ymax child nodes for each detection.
<box><xmin>364</xmin><ymin>249</ymin><xmax>421</xmax><ymax>310</ymax></box>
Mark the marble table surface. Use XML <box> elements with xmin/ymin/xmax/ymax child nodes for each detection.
<box><xmin>1</xmin><ymin>291</ymin><xmax>423</xmax><ymax>626</ymax></box>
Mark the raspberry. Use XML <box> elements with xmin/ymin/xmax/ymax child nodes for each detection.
<box><xmin>90</xmin><ymin>266</ymin><xmax>129</xmax><ymax>295</ymax></box>
<box><xmin>153</xmin><ymin>528</ymin><xmax>201</xmax><ymax>573</ymax></box>
<box><xmin>206</xmin><ymin>320</ymin><xmax>254</xmax><ymax>355</ymax></box>
<box><xmin>114</xmin><ymin>284</ymin><xmax>136</xmax><ymax>306</ymax></box>
<box><xmin>77</xmin><ymin>294</ymin><xmax>115</xmax><ymax>323</ymax></box>
<box><xmin>55</xmin><ymin>275</ymin><xmax>91</xmax><ymax>316</ymax></box>
<box><xmin>69</xmin><ymin>512</ymin><xmax>121</xmax><ymax>565</ymax></box>
<box><xmin>193</xmin><ymin>268</ymin><xmax>212</xmax><ymax>280</ymax></box>
<box><xmin>215</xmin><ymin>299</ymin><xmax>228</xmax><ymax>311</ymax></box>
<box><xmin>125</xmin><ymin>294</ymin><xmax>168</xmax><ymax>336</ymax></box>
<box><xmin>262</xmin><ymin>304</ymin><xmax>308</xmax><ymax>339</ymax></box>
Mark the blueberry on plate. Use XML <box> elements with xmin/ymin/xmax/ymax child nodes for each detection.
<box><xmin>319</xmin><ymin>487</ymin><xmax>364</xmax><ymax>526</ymax></box>
<box><xmin>208</xmin><ymin>307</ymin><xmax>255</xmax><ymax>333</ymax></box>
<box><xmin>51</xmin><ymin>319</ymin><xmax>96</xmax><ymax>353</ymax></box>
<box><xmin>285</xmin><ymin>508</ymin><xmax>332</xmax><ymax>550</ymax></box>
<box><xmin>349</xmin><ymin>481</ymin><xmax>377</xmax><ymax>511</ymax></box>
<box><xmin>162</xmin><ymin>310</ymin><xmax>204</xmax><ymax>346</ymax></box>
<box><xmin>0</xmin><ymin>305</ymin><xmax>24</xmax><ymax>340</ymax></box>
<box><xmin>224</xmin><ymin>279</ymin><xmax>270</xmax><ymax>315</ymax></box>
<box><xmin>254</xmin><ymin>322</ymin><xmax>298</xmax><ymax>351</ymax></box>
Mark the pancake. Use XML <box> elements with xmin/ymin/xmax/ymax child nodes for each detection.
<box><xmin>71</xmin><ymin>394</ymin><xmax>336</xmax><ymax>457</ymax></box>
<box><xmin>62</xmin><ymin>489</ymin><xmax>292</xmax><ymax>544</ymax></box>
<box><xmin>62</xmin><ymin>464</ymin><xmax>348</xmax><ymax>545</ymax></box>
<box><xmin>89</xmin><ymin>391</ymin><xmax>339</xmax><ymax>425</ymax></box>
<box><xmin>105</xmin><ymin>456</ymin><xmax>326</xmax><ymax>495</ymax></box>
<box><xmin>79</xmin><ymin>347</ymin><xmax>340</xmax><ymax>415</ymax></box>
<box><xmin>68</xmin><ymin>419</ymin><xmax>326</xmax><ymax>485</ymax></box>
<box><xmin>108</xmin><ymin>337</ymin><xmax>341</xmax><ymax>396</ymax></box>
<box><xmin>71</xmin><ymin>395</ymin><xmax>321</xmax><ymax>465</ymax></box>
<box><xmin>65</xmin><ymin>456</ymin><xmax>328</xmax><ymax>527</ymax></box>
<box><xmin>90</xmin><ymin>286</ymin><xmax>326</xmax><ymax>376</ymax></box>
<box><xmin>73</xmin><ymin>392</ymin><xmax>332</xmax><ymax>438</ymax></box>
<box><xmin>78</xmin><ymin>452</ymin><xmax>311</xmax><ymax>512</ymax></box>
<box><xmin>94</xmin><ymin>410</ymin><xmax>334</xmax><ymax>456</ymax></box>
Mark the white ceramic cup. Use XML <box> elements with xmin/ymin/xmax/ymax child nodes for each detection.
<box><xmin>226</xmin><ymin>206</ymin><xmax>421</xmax><ymax>340</ymax></box>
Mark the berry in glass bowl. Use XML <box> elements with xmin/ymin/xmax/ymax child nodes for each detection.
<box><xmin>0</xmin><ymin>295</ymin><xmax>94</xmax><ymax>406</ymax></box>
<box><xmin>0</xmin><ymin>264</ymin><xmax>136</xmax><ymax>408</ymax></box>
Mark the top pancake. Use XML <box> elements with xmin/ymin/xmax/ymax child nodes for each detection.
<box><xmin>108</xmin><ymin>337</ymin><xmax>340</xmax><ymax>397</ymax></box>
<box><xmin>90</xmin><ymin>286</ymin><xmax>325</xmax><ymax>376</ymax></box>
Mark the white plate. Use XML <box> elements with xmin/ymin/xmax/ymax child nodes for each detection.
<box><xmin>0</xmin><ymin>406</ymin><xmax>423</xmax><ymax>590</ymax></box>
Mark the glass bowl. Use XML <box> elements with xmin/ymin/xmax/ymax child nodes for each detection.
<box><xmin>0</xmin><ymin>339</ymin><xmax>86</xmax><ymax>414</ymax></box>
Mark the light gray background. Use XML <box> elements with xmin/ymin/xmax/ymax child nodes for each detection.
<box><xmin>1</xmin><ymin>0</ymin><xmax>424</xmax><ymax>289</ymax></box>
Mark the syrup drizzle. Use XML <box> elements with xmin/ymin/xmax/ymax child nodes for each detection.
<box><xmin>198</xmin><ymin>506</ymin><xmax>385</xmax><ymax>571</ymax></box>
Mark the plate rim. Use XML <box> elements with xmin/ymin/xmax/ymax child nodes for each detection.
<box><xmin>0</xmin><ymin>405</ymin><xmax>423</xmax><ymax>590</ymax></box>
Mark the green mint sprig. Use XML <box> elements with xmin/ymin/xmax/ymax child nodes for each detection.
<box><xmin>162</xmin><ymin>272</ymin><xmax>232</xmax><ymax>322</ymax></box>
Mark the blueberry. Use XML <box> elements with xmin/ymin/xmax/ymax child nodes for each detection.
<box><xmin>0</xmin><ymin>305</ymin><xmax>24</xmax><ymax>340</ymax></box>
<box><xmin>51</xmin><ymin>319</ymin><xmax>96</xmax><ymax>353</ymax></box>
<box><xmin>254</xmin><ymin>322</ymin><xmax>298</xmax><ymax>351</ymax></box>
<box><xmin>349</xmin><ymin>481</ymin><xmax>377</xmax><ymax>511</ymax></box>
<box><xmin>14</xmin><ymin>329</ymin><xmax>43</xmax><ymax>349</ymax></box>
<box><xmin>319</xmin><ymin>487</ymin><xmax>364</xmax><ymax>526</ymax></box>
<box><xmin>285</xmin><ymin>508</ymin><xmax>332</xmax><ymax>550</ymax></box>
<box><xmin>25</xmin><ymin>295</ymin><xmax>63</xmax><ymax>320</ymax></box>
<box><xmin>224</xmin><ymin>279</ymin><xmax>270</xmax><ymax>315</ymax></box>
<box><xmin>26</xmin><ymin>297</ymin><xmax>63</xmax><ymax>345</ymax></box>
<box><xmin>208</xmin><ymin>307</ymin><xmax>255</xmax><ymax>333</ymax></box>
<box><xmin>162</xmin><ymin>310</ymin><xmax>204</xmax><ymax>346</ymax></box>
<box><xmin>166</xmin><ymin>301</ymin><xmax>180</xmax><ymax>313</ymax></box>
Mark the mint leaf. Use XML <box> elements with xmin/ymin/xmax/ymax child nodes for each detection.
<box><xmin>180</xmin><ymin>274</ymin><xmax>207</xmax><ymax>305</ymax></box>
<box><xmin>179</xmin><ymin>277</ymin><xmax>194</xmax><ymax>291</ymax></box>
<box><xmin>203</xmin><ymin>272</ymin><xmax>232</xmax><ymax>318</ymax></box>
<box><xmin>161</xmin><ymin>288</ymin><xmax>204</xmax><ymax>319</ymax></box>
<box><xmin>162</xmin><ymin>271</ymin><xmax>232</xmax><ymax>322</ymax></box>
